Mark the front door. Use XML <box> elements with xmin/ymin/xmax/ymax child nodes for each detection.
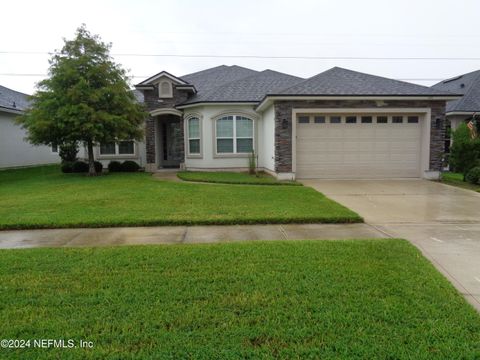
<box><xmin>159</xmin><ymin>119</ymin><xmax>182</xmax><ymax>168</ymax></box>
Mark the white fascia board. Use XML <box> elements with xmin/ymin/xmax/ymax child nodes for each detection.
<box><xmin>176</xmin><ymin>102</ymin><xmax>257</xmax><ymax>110</ymax></box>
<box><xmin>0</xmin><ymin>107</ymin><xmax>23</xmax><ymax>115</ymax></box>
<box><xmin>256</xmin><ymin>95</ymin><xmax>462</xmax><ymax>112</ymax></box>
<box><xmin>446</xmin><ymin>111</ymin><xmax>478</xmax><ymax>116</ymax></box>
<box><xmin>137</xmin><ymin>71</ymin><xmax>188</xmax><ymax>86</ymax></box>
<box><xmin>135</xmin><ymin>85</ymin><xmax>155</xmax><ymax>90</ymax></box>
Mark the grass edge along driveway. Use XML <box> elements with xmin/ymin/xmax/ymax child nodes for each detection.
<box><xmin>0</xmin><ymin>239</ymin><xmax>479</xmax><ymax>359</ymax></box>
<box><xmin>0</xmin><ymin>166</ymin><xmax>361</xmax><ymax>230</ymax></box>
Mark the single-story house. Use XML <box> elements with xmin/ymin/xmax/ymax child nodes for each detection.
<box><xmin>0</xmin><ymin>85</ymin><xmax>59</xmax><ymax>169</ymax></box>
<box><xmin>101</xmin><ymin>65</ymin><xmax>461</xmax><ymax>180</ymax></box>
<box><xmin>431</xmin><ymin>70</ymin><xmax>480</xmax><ymax>131</ymax></box>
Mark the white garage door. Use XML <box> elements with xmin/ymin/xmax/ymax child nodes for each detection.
<box><xmin>296</xmin><ymin>114</ymin><xmax>422</xmax><ymax>179</ymax></box>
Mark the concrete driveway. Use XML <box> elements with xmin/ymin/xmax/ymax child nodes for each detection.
<box><xmin>302</xmin><ymin>179</ymin><xmax>480</xmax><ymax>311</ymax></box>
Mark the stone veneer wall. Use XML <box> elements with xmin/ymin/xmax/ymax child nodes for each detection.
<box><xmin>142</xmin><ymin>84</ymin><xmax>189</xmax><ymax>165</ymax></box>
<box><xmin>273</xmin><ymin>99</ymin><xmax>446</xmax><ymax>173</ymax></box>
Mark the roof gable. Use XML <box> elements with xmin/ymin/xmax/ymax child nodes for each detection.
<box><xmin>431</xmin><ymin>70</ymin><xmax>480</xmax><ymax>113</ymax></box>
<box><xmin>276</xmin><ymin>67</ymin><xmax>458</xmax><ymax>96</ymax></box>
<box><xmin>180</xmin><ymin>69</ymin><xmax>304</xmax><ymax>105</ymax></box>
<box><xmin>181</xmin><ymin>65</ymin><xmax>259</xmax><ymax>93</ymax></box>
<box><xmin>136</xmin><ymin>71</ymin><xmax>189</xmax><ymax>86</ymax></box>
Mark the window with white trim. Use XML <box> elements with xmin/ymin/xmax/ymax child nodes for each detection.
<box><xmin>216</xmin><ymin>115</ymin><xmax>253</xmax><ymax>154</ymax></box>
<box><xmin>187</xmin><ymin>117</ymin><xmax>201</xmax><ymax>155</ymax></box>
<box><xmin>51</xmin><ymin>143</ymin><xmax>58</xmax><ymax>153</ymax></box>
<box><xmin>100</xmin><ymin>141</ymin><xmax>135</xmax><ymax>156</ymax></box>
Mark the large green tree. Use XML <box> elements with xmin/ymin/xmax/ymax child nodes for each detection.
<box><xmin>18</xmin><ymin>25</ymin><xmax>146</xmax><ymax>175</ymax></box>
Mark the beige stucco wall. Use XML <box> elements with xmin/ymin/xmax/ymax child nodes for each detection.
<box><xmin>447</xmin><ymin>115</ymin><xmax>468</xmax><ymax>131</ymax></box>
<box><xmin>0</xmin><ymin>111</ymin><xmax>60</xmax><ymax>169</ymax></box>
<box><xmin>183</xmin><ymin>104</ymin><xmax>267</xmax><ymax>171</ymax></box>
<box><xmin>259</xmin><ymin>105</ymin><xmax>275</xmax><ymax>172</ymax></box>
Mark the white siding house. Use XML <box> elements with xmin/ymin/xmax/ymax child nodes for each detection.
<box><xmin>0</xmin><ymin>85</ymin><xmax>59</xmax><ymax>169</ymax></box>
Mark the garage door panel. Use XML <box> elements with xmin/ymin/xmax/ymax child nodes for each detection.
<box><xmin>296</xmin><ymin>114</ymin><xmax>422</xmax><ymax>179</ymax></box>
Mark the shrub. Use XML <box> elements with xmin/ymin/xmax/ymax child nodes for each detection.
<box><xmin>466</xmin><ymin>166</ymin><xmax>480</xmax><ymax>184</ymax></box>
<box><xmin>108</xmin><ymin>161</ymin><xmax>122</xmax><ymax>172</ymax></box>
<box><xmin>449</xmin><ymin>123</ymin><xmax>480</xmax><ymax>179</ymax></box>
<box><xmin>94</xmin><ymin>161</ymin><xmax>103</xmax><ymax>174</ymax></box>
<box><xmin>59</xmin><ymin>142</ymin><xmax>79</xmax><ymax>163</ymax></box>
<box><xmin>121</xmin><ymin>161</ymin><xmax>140</xmax><ymax>172</ymax></box>
<box><xmin>61</xmin><ymin>161</ymin><xmax>74</xmax><ymax>173</ymax></box>
<box><xmin>72</xmin><ymin>161</ymin><xmax>89</xmax><ymax>173</ymax></box>
<box><xmin>248</xmin><ymin>150</ymin><xmax>257</xmax><ymax>176</ymax></box>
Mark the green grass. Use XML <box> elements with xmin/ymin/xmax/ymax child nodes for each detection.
<box><xmin>177</xmin><ymin>171</ymin><xmax>301</xmax><ymax>185</ymax></box>
<box><xmin>0</xmin><ymin>166</ymin><xmax>360</xmax><ymax>229</ymax></box>
<box><xmin>441</xmin><ymin>172</ymin><xmax>480</xmax><ymax>192</ymax></box>
<box><xmin>0</xmin><ymin>240</ymin><xmax>479</xmax><ymax>359</ymax></box>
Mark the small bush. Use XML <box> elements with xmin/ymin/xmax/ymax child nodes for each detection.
<box><xmin>121</xmin><ymin>161</ymin><xmax>140</xmax><ymax>172</ymax></box>
<box><xmin>61</xmin><ymin>162</ymin><xmax>74</xmax><ymax>173</ymax></box>
<box><xmin>72</xmin><ymin>161</ymin><xmax>89</xmax><ymax>173</ymax></box>
<box><xmin>466</xmin><ymin>166</ymin><xmax>480</xmax><ymax>184</ymax></box>
<box><xmin>59</xmin><ymin>142</ymin><xmax>79</xmax><ymax>163</ymax></box>
<box><xmin>108</xmin><ymin>161</ymin><xmax>122</xmax><ymax>172</ymax></box>
<box><xmin>94</xmin><ymin>161</ymin><xmax>103</xmax><ymax>174</ymax></box>
<box><xmin>449</xmin><ymin>123</ymin><xmax>480</xmax><ymax>176</ymax></box>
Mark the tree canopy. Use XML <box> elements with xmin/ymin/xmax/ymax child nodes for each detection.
<box><xmin>18</xmin><ymin>25</ymin><xmax>146</xmax><ymax>175</ymax></box>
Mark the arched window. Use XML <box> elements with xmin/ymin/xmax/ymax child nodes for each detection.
<box><xmin>159</xmin><ymin>81</ymin><xmax>172</xmax><ymax>98</ymax></box>
<box><xmin>187</xmin><ymin>117</ymin><xmax>201</xmax><ymax>155</ymax></box>
<box><xmin>215</xmin><ymin>115</ymin><xmax>253</xmax><ymax>154</ymax></box>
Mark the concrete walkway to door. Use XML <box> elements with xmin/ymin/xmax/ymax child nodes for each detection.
<box><xmin>302</xmin><ymin>179</ymin><xmax>480</xmax><ymax>311</ymax></box>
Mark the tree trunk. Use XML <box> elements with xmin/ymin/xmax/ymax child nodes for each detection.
<box><xmin>87</xmin><ymin>140</ymin><xmax>97</xmax><ymax>176</ymax></box>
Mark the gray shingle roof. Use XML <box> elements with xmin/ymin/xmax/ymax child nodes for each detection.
<box><xmin>181</xmin><ymin>69</ymin><xmax>304</xmax><ymax>105</ymax></box>
<box><xmin>274</xmin><ymin>67</ymin><xmax>458</xmax><ymax>96</ymax></box>
<box><xmin>0</xmin><ymin>85</ymin><xmax>30</xmax><ymax>112</ymax></box>
<box><xmin>431</xmin><ymin>70</ymin><xmax>480</xmax><ymax>113</ymax></box>
<box><xmin>181</xmin><ymin>65</ymin><xmax>258</xmax><ymax>94</ymax></box>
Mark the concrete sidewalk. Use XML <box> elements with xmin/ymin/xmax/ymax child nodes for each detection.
<box><xmin>0</xmin><ymin>223</ymin><xmax>386</xmax><ymax>249</ymax></box>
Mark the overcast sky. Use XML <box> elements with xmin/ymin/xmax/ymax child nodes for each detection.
<box><xmin>1</xmin><ymin>0</ymin><xmax>480</xmax><ymax>94</ymax></box>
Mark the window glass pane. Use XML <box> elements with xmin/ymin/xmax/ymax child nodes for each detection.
<box><xmin>361</xmin><ymin>116</ymin><xmax>372</xmax><ymax>123</ymax></box>
<box><xmin>189</xmin><ymin>139</ymin><xmax>200</xmax><ymax>154</ymax></box>
<box><xmin>100</xmin><ymin>142</ymin><xmax>116</xmax><ymax>155</ymax></box>
<box><xmin>118</xmin><ymin>141</ymin><xmax>134</xmax><ymax>154</ymax></box>
<box><xmin>188</xmin><ymin>118</ymin><xmax>200</xmax><ymax>138</ymax></box>
<box><xmin>237</xmin><ymin>138</ymin><xmax>253</xmax><ymax>153</ymax></box>
<box><xmin>236</xmin><ymin>117</ymin><xmax>253</xmax><ymax>137</ymax></box>
<box><xmin>51</xmin><ymin>143</ymin><xmax>58</xmax><ymax>153</ymax></box>
<box><xmin>377</xmin><ymin>116</ymin><xmax>388</xmax><ymax>123</ymax></box>
<box><xmin>298</xmin><ymin>116</ymin><xmax>309</xmax><ymax>124</ymax></box>
<box><xmin>346</xmin><ymin>116</ymin><xmax>357</xmax><ymax>124</ymax></box>
<box><xmin>314</xmin><ymin>116</ymin><xmax>325</xmax><ymax>123</ymax></box>
<box><xmin>408</xmin><ymin>116</ymin><xmax>419</xmax><ymax>123</ymax></box>
<box><xmin>392</xmin><ymin>116</ymin><xmax>403</xmax><ymax>123</ymax></box>
<box><xmin>330</xmin><ymin>116</ymin><xmax>341</xmax><ymax>124</ymax></box>
<box><xmin>217</xmin><ymin>139</ymin><xmax>233</xmax><ymax>153</ymax></box>
<box><xmin>216</xmin><ymin>117</ymin><xmax>233</xmax><ymax>137</ymax></box>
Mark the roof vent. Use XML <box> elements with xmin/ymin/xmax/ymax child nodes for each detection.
<box><xmin>12</xmin><ymin>101</ymin><xmax>16</xmax><ymax>108</ymax></box>
<box><xmin>460</xmin><ymin>83</ymin><xmax>465</xmax><ymax>88</ymax></box>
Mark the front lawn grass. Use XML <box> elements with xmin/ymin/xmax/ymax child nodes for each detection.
<box><xmin>0</xmin><ymin>166</ymin><xmax>360</xmax><ymax>230</ymax></box>
<box><xmin>0</xmin><ymin>240</ymin><xmax>479</xmax><ymax>359</ymax></box>
<box><xmin>441</xmin><ymin>171</ymin><xmax>480</xmax><ymax>192</ymax></box>
<box><xmin>177</xmin><ymin>170</ymin><xmax>301</xmax><ymax>185</ymax></box>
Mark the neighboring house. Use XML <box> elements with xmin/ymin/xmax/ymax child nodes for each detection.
<box><xmin>431</xmin><ymin>70</ymin><xmax>480</xmax><ymax>131</ymax></box>
<box><xmin>128</xmin><ymin>65</ymin><xmax>459</xmax><ymax>180</ymax></box>
<box><xmin>0</xmin><ymin>85</ymin><xmax>59</xmax><ymax>169</ymax></box>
